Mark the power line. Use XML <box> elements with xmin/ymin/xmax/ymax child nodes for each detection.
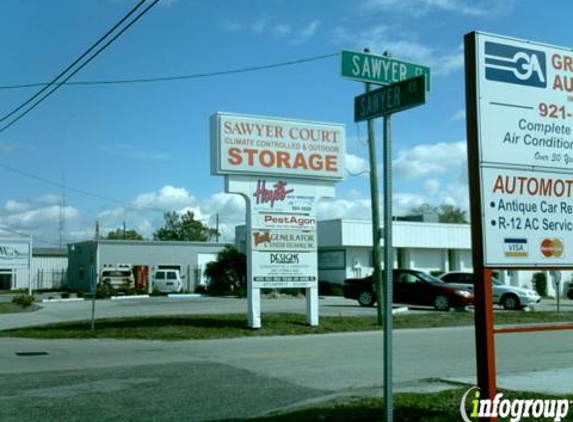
<box><xmin>0</xmin><ymin>0</ymin><xmax>148</xmax><ymax>123</ymax></box>
<box><xmin>0</xmin><ymin>161</ymin><xmax>168</xmax><ymax>214</ymax></box>
<box><xmin>0</xmin><ymin>53</ymin><xmax>340</xmax><ymax>90</ymax></box>
<box><xmin>0</xmin><ymin>0</ymin><xmax>161</xmax><ymax>133</ymax></box>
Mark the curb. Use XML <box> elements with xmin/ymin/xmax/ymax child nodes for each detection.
<box><xmin>42</xmin><ymin>298</ymin><xmax>85</xmax><ymax>303</ymax></box>
<box><xmin>167</xmin><ymin>293</ymin><xmax>207</xmax><ymax>299</ymax></box>
<box><xmin>110</xmin><ymin>295</ymin><xmax>151</xmax><ymax>301</ymax></box>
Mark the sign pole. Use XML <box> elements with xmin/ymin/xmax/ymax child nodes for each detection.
<box><xmin>91</xmin><ymin>221</ymin><xmax>99</xmax><ymax>332</ymax></box>
<box><xmin>365</xmin><ymin>78</ymin><xmax>383</xmax><ymax>326</ymax></box>
<box><xmin>382</xmin><ymin>112</ymin><xmax>394</xmax><ymax>422</ymax></box>
<box><xmin>465</xmin><ymin>32</ymin><xmax>497</xmax><ymax>421</ymax></box>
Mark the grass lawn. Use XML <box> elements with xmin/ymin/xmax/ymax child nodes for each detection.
<box><xmin>1</xmin><ymin>311</ymin><xmax>572</xmax><ymax>340</ymax></box>
<box><xmin>0</xmin><ymin>303</ymin><xmax>40</xmax><ymax>314</ymax></box>
<box><xmin>251</xmin><ymin>388</ymin><xmax>573</xmax><ymax>422</ymax></box>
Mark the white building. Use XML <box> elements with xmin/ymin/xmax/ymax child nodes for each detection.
<box><xmin>67</xmin><ymin>240</ymin><xmax>225</xmax><ymax>292</ymax></box>
<box><xmin>237</xmin><ymin>219</ymin><xmax>570</xmax><ymax>297</ymax></box>
<box><xmin>0</xmin><ymin>236</ymin><xmax>32</xmax><ymax>291</ymax></box>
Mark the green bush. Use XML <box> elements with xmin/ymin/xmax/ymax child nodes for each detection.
<box><xmin>532</xmin><ymin>272</ymin><xmax>548</xmax><ymax>297</ymax></box>
<box><xmin>194</xmin><ymin>284</ymin><xmax>208</xmax><ymax>294</ymax></box>
<box><xmin>61</xmin><ymin>291</ymin><xmax>70</xmax><ymax>299</ymax></box>
<box><xmin>12</xmin><ymin>294</ymin><xmax>36</xmax><ymax>308</ymax></box>
<box><xmin>76</xmin><ymin>290</ymin><xmax>84</xmax><ymax>298</ymax></box>
<box><xmin>318</xmin><ymin>281</ymin><xmax>343</xmax><ymax>296</ymax></box>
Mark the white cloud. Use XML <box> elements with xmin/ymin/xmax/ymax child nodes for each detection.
<box><xmin>291</xmin><ymin>20</ymin><xmax>320</xmax><ymax>45</ymax></box>
<box><xmin>99</xmin><ymin>144</ymin><xmax>172</xmax><ymax>161</ymax></box>
<box><xmin>346</xmin><ymin>153</ymin><xmax>369</xmax><ymax>176</ymax></box>
<box><xmin>338</xmin><ymin>25</ymin><xmax>464</xmax><ymax>76</ymax></box>
<box><xmin>393</xmin><ymin>141</ymin><xmax>467</xmax><ymax>180</ymax></box>
<box><xmin>423</xmin><ymin>179</ymin><xmax>441</xmax><ymax>196</ymax></box>
<box><xmin>450</xmin><ymin>109</ymin><xmax>466</xmax><ymax>122</ymax></box>
<box><xmin>224</xmin><ymin>17</ymin><xmax>320</xmax><ymax>45</ymax></box>
<box><xmin>362</xmin><ymin>0</ymin><xmax>514</xmax><ymax>17</ymax></box>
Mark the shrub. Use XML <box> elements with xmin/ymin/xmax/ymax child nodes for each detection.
<box><xmin>61</xmin><ymin>291</ymin><xmax>70</xmax><ymax>299</ymax></box>
<box><xmin>76</xmin><ymin>290</ymin><xmax>84</xmax><ymax>298</ymax></box>
<box><xmin>12</xmin><ymin>294</ymin><xmax>35</xmax><ymax>308</ymax></box>
<box><xmin>194</xmin><ymin>284</ymin><xmax>208</xmax><ymax>294</ymax></box>
<box><xmin>532</xmin><ymin>272</ymin><xmax>548</xmax><ymax>297</ymax></box>
<box><xmin>318</xmin><ymin>281</ymin><xmax>343</xmax><ymax>296</ymax></box>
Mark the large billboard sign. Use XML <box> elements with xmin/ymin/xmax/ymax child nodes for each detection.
<box><xmin>468</xmin><ymin>32</ymin><xmax>573</xmax><ymax>267</ymax></box>
<box><xmin>211</xmin><ymin>113</ymin><xmax>346</xmax><ymax>181</ymax></box>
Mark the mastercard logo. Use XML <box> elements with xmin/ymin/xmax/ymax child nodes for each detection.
<box><xmin>540</xmin><ymin>238</ymin><xmax>564</xmax><ymax>258</ymax></box>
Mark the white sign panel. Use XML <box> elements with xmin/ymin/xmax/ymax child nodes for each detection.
<box><xmin>473</xmin><ymin>32</ymin><xmax>573</xmax><ymax>266</ymax></box>
<box><xmin>0</xmin><ymin>242</ymin><xmax>31</xmax><ymax>268</ymax></box>
<box><xmin>211</xmin><ymin>113</ymin><xmax>346</xmax><ymax>181</ymax></box>
<box><xmin>251</xmin><ymin>229</ymin><xmax>316</xmax><ymax>251</ymax></box>
<box><xmin>252</xmin><ymin>251</ymin><xmax>317</xmax><ymax>288</ymax></box>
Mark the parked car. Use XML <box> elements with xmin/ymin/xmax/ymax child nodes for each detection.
<box><xmin>439</xmin><ymin>271</ymin><xmax>541</xmax><ymax>310</ymax></box>
<box><xmin>343</xmin><ymin>269</ymin><xmax>474</xmax><ymax>311</ymax></box>
<box><xmin>152</xmin><ymin>269</ymin><xmax>183</xmax><ymax>293</ymax></box>
<box><xmin>100</xmin><ymin>264</ymin><xmax>135</xmax><ymax>290</ymax></box>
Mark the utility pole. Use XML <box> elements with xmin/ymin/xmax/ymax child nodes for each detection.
<box><xmin>123</xmin><ymin>221</ymin><xmax>126</xmax><ymax>239</ymax></box>
<box><xmin>364</xmin><ymin>48</ymin><xmax>384</xmax><ymax>326</ymax></box>
<box><xmin>216</xmin><ymin>214</ymin><xmax>220</xmax><ymax>243</ymax></box>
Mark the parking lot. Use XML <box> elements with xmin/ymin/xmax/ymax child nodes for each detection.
<box><xmin>1</xmin><ymin>294</ymin><xmax>571</xmax><ymax>331</ymax></box>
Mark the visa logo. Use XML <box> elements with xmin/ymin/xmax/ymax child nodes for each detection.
<box><xmin>504</xmin><ymin>238</ymin><xmax>528</xmax><ymax>257</ymax></box>
<box><xmin>484</xmin><ymin>42</ymin><xmax>546</xmax><ymax>88</ymax></box>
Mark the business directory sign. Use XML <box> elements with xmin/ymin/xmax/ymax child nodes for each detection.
<box><xmin>469</xmin><ymin>32</ymin><xmax>573</xmax><ymax>267</ymax></box>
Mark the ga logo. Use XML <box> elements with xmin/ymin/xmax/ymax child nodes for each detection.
<box><xmin>540</xmin><ymin>238</ymin><xmax>564</xmax><ymax>258</ymax></box>
<box><xmin>484</xmin><ymin>42</ymin><xmax>546</xmax><ymax>88</ymax></box>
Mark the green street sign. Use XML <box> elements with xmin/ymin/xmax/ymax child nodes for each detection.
<box><xmin>354</xmin><ymin>76</ymin><xmax>426</xmax><ymax>122</ymax></box>
<box><xmin>341</xmin><ymin>50</ymin><xmax>431</xmax><ymax>91</ymax></box>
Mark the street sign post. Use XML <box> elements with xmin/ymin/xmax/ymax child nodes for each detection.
<box><xmin>343</xmin><ymin>48</ymin><xmax>429</xmax><ymax>422</ymax></box>
<box><xmin>354</xmin><ymin>76</ymin><xmax>426</xmax><ymax>122</ymax></box>
<box><xmin>341</xmin><ymin>49</ymin><xmax>431</xmax><ymax>90</ymax></box>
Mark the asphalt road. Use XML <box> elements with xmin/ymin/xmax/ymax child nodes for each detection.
<box><xmin>1</xmin><ymin>324</ymin><xmax>572</xmax><ymax>421</ymax></box>
<box><xmin>1</xmin><ymin>296</ymin><xmax>572</xmax><ymax>421</ymax></box>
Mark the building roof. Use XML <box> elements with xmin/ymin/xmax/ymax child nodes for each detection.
<box><xmin>33</xmin><ymin>248</ymin><xmax>68</xmax><ymax>257</ymax></box>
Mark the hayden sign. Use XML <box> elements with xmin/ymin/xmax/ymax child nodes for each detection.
<box><xmin>211</xmin><ymin>112</ymin><xmax>345</xmax><ymax>328</ymax></box>
<box><xmin>211</xmin><ymin>113</ymin><xmax>345</xmax><ymax>181</ymax></box>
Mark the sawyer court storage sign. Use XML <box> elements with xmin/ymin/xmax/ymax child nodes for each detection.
<box><xmin>211</xmin><ymin>112</ymin><xmax>345</xmax><ymax>287</ymax></box>
<box><xmin>211</xmin><ymin>113</ymin><xmax>344</xmax><ymax>181</ymax></box>
<box><xmin>467</xmin><ymin>32</ymin><xmax>573</xmax><ymax>266</ymax></box>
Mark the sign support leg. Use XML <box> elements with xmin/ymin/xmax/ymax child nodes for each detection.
<box><xmin>248</xmin><ymin>287</ymin><xmax>261</xmax><ymax>329</ymax></box>
<box><xmin>306</xmin><ymin>286</ymin><xmax>318</xmax><ymax>326</ymax></box>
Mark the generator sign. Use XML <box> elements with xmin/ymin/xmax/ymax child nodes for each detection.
<box><xmin>469</xmin><ymin>32</ymin><xmax>573</xmax><ymax>266</ymax></box>
<box><xmin>211</xmin><ymin>113</ymin><xmax>345</xmax><ymax>181</ymax></box>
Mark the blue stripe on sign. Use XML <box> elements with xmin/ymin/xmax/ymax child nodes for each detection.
<box><xmin>504</xmin><ymin>238</ymin><xmax>527</xmax><ymax>244</ymax></box>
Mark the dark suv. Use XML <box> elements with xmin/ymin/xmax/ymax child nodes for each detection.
<box><xmin>343</xmin><ymin>269</ymin><xmax>474</xmax><ymax>311</ymax></box>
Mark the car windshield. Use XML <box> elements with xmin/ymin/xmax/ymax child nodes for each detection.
<box><xmin>409</xmin><ymin>271</ymin><xmax>445</xmax><ymax>284</ymax></box>
<box><xmin>492</xmin><ymin>278</ymin><xmax>503</xmax><ymax>286</ymax></box>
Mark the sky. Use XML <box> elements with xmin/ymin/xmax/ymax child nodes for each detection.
<box><xmin>1</xmin><ymin>0</ymin><xmax>572</xmax><ymax>246</ymax></box>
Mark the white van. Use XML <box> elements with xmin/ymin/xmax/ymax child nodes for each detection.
<box><xmin>152</xmin><ymin>269</ymin><xmax>183</xmax><ymax>293</ymax></box>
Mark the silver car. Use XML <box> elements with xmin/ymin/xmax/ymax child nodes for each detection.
<box><xmin>440</xmin><ymin>272</ymin><xmax>541</xmax><ymax>310</ymax></box>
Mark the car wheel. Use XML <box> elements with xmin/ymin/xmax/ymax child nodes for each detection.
<box><xmin>358</xmin><ymin>290</ymin><xmax>375</xmax><ymax>307</ymax></box>
<box><xmin>501</xmin><ymin>294</ymin><xmax>520</xmax><ymax>310</ymax></box>
<box><xmin>434</xmin><ymin>295</ymin><xmax>450</xmax><ymax>311</ymax></box>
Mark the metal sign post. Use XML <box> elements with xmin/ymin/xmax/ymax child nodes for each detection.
<box><xmin>382</xmin><ymin>112</ymin><xmax>394</xmax><ymax>422</ymax></box>
<box><xmin>346</xmin><ymin>48</ymin><xmax>428</xmax><ymax>422</ymax></box>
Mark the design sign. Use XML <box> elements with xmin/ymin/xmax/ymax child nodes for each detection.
<box><xmin>470</xmin><ymin>32</ymin><xmax>573</xmax><ymax>266</ymax></box>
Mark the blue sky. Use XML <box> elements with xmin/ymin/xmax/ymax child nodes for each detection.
<box><xmin>1</xmin><ymin>0</ymin><xmax>572</xmax><ymax>246</ymax></box>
